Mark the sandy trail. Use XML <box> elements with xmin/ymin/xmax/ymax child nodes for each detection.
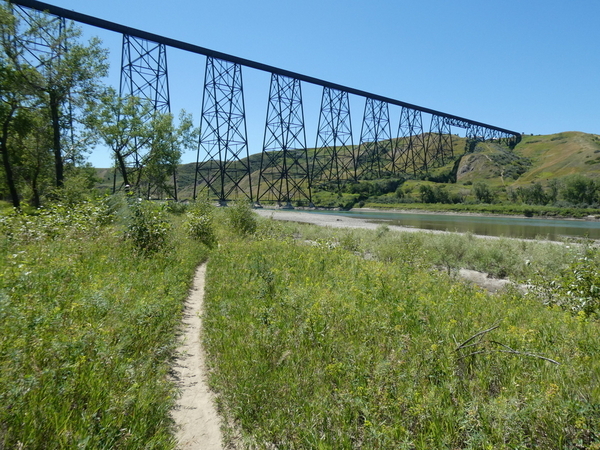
<box><xmin>172</xmin><ymin>263</ymin><xmax>223</xmax><ymax>450</ymax></box>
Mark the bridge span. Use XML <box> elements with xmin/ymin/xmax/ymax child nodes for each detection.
<box><xmin>11</xmin><ymin>0</ymin><xmax>521</xmax><ymax>206</ymax></box>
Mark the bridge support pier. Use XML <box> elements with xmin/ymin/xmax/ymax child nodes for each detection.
<box><xmin>312</xmin><ymin>87</ymin><xmax>355</xmax><ymax>190</ymax></box>
<box><xmin>194</xmin><ymin>57</ymin><xmax>252</xmax><ymax>203</ymax></box>
<box><xmin>119</xmin><ymin>35</ymin><xmax>176</xmax><ymax>199</ymax></box>
<box><xmin>355</xmin><ymin>98</ymin><xmax>393</xmax><ymax>179</ymax></box>
<box><xmin>257</xmin><ymin>74</ymin><xmax>312</xmax><ymax>206</ymax></box>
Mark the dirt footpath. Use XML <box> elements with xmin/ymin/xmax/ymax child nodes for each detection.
<box><xmin>171</xmin><ymin>263</ymin><xmax>223</xmax><ymax>450</ymax></box>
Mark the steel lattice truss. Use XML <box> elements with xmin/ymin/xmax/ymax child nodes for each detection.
<box><xmin>13</xmin><ymin>0</ymin><xmax>523</xmax><ymax>207</ymax></box>
<box><xmin>194</xmin><ymin>57</ymin><xmax>252</xmax><ymax>203</ymax></box>
<box><xmin>120</xmin><ymin>35</ymin><xmax>170</xmax><ymax>114</ymax></box>
<box><xmin>119</xmin><ymin>34</ymin><xmax>175</xmax><ymax>197</ymax></box>
<box><xmin>426</xmin><ymin>115</ymin><xmax>454</xmax><ymax>170</ymax></box>
<box><xmin>355</xmin><ymin>98</ymin><xmax>393</xmax><ymax>180</ymax></box>
<box><xmin>394</xmin><ymin>108</ymin><xmax>427</xmax><ymax>175</ymax></box>
<box><xmin>256</xmin><ymin>74</ymin><xmax>311</xmax><ymax>205</ymax></box>
<box><xmin>12</xmin><ymin>4</ymin><xmax>66</xmax><ymax>66</ymax></box>
<box><xmin>12</xmin><ymin>5</ymin><xmax>77</xmax><ymax>160</ymax></box>
<box><xmin>312</xmin><ymin>87</ymin><xmax>355</xmax><ymax>189</ymax></box>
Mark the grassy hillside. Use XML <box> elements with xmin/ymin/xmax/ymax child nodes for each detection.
<box><xmin>515</xmin><ymin>132</ymin><xmax>600</xmax><ymax>183</ymax></box>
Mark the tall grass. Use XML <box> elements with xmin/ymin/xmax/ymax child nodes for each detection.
<box><xmin>290</xmin><ymin>220</ymin><xmax>581</xmax><ymax>281</ymax></box>
<box><xmin>2</xmin><ymin>201</ymin><xmax>599</xmax><ymax>448</ymax></box>
<box><xmin>204</xmin><ymin>231</ymin><xmax>600</xmax><ymax>448</ymax></box>
<box><xmin>0</xmin><ymin>201</ymin><xmax>208</xmax><ymax>448</ymax></box>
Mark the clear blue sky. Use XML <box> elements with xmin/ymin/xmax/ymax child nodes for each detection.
<box><xmin>38</xmin><ymin>0</ymin><xmax>600</xmax><ymax>167</ymax></box>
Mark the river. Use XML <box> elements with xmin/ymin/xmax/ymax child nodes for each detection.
<box><xmin>302</xmin><ymin>209</ymin><xmax>600</xmax><ymax>240</ymax></box>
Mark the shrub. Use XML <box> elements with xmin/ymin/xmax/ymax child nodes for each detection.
<box><xmin>533</xmin><ymin>247</ymin><xmax>600</xmax><ymax>318</ymax></box>
<box><xmin>561</xmin><ymin>175</ymin><xmax>598</xmax><ymax>205</ymax></box>
<box><xmin>473</xmin><ymin>182</ymin><xmax>496</xmax><ymax>203</ymax></box>
<box><xmin>164</xmin><ymin>201</ymin><xmax>188</xmax><ymax>215</ymax></box>
<box><xmin>185</xmin><ymin>201</ymin><xmax>217</xmax><ymax>248</ymax></box>
<box><xmin>226</xmin><ymin>201</ymin><xmax>257</xmax><ymax>236</ymax></box>
<box><xmin>125</xmin><ymin>201</ymin><xmax>171</xmax><ymax>254</ymax></box>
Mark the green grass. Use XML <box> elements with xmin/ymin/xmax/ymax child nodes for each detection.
<box><xmin>3</xmin><ymin>201</ymin><xmax>600</xmax><ymax>448</ymax></box>
<box><xmin>0</xmin><ymin>201</ymin><xmax>208</xmax><ymax>448</ymax></box>
<box><xmin>204</xmin><ymin>235</ymin><xmax>600</xmax><ymax>449</ymax></box>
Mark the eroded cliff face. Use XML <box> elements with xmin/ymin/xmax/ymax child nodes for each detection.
<box><xmin>455</xmin><ymin>142</ymin><xmax>532</xmax><ymax>184</ymax></box>
<box><xmin>456</xmin><ymin>153</ymin><xmax>497</xmax><ymax>182</ymax></box>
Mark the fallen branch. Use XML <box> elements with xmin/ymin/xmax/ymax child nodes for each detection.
<box><xmin>490</xmin><ymin>340</ymin><xmax>560</xmax><ymax>365</ymax></box>
<box><xmin>455</xmin><ymin>323</ymin><xmax>501</xmax><ymax>351</ymax></box>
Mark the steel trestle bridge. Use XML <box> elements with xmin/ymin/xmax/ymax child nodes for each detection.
<box><xmin>11</xmin><ymin>0</ymin><xmax>521</xmax><ymax>206</ymax></box>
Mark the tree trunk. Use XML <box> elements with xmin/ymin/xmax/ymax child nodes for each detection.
<box><xmin>31</xmin><ymin>170</ymin><xmax>40</xmax><ymax>208</ymax></box>
<box><xmin>0</xmin><ymin>106</ymin><xmax>20</xmax><ymax>209</ymax></box>
<box><xmin>115</xmin><ymin>150</ymin><xmax>130</xmax><ymax>188</ymax></box>
<box><xmin>49</xmin><ymin>91</ymin><xmax>64</xmax><ymax>188</ymax></box>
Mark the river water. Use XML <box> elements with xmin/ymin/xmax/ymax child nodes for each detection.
<box><xmin>304</xmin><ymin>210</ymin><xmax>600</xmax><ymax>240</ymax></box>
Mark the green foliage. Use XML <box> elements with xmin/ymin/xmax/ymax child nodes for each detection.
<box><xmin>561</xmin><ymin>175</ymin><xmax>598</xmax><ymax>206</ymax></box>
<box><xmin>86</xmin><ymin>90</ymin><xmax>197</xmax><ymax>196</ymax></box>
<box><xmin>515</xmin><ymin>182</ymin><xmax>548</xmax><ymax>205</ymax></box>
<box><xmin>0</xmin><ymin>200</ymin><xmax>112</xmax><ymax>243</ymax></box>
<box><xmin>0</xmin><ymin>198</ymin><xmax>208</xmax><ymax>448</ymax></box>
<box><xmin>0</xmin><ymin>3</ymin><xmax>108</xmax><ymax>206</ymax></box>
<box><xmin>205</xmin><ymin>239</ymin><xmax>600</xmax><ymax>449</ymax></box>
<box><xmin>418</xmin><ymin>184</ymin><xmax>458</xmax><ymax>204</ymax></box>
<box><xmin>532</xmin><ymin>247</ymin><xmax>600</xmax><ymax>318</ymax></box>
<box><xmin>124</xmin><ymin>200</ymin><xmax>172</xmax><ymax>254</ymax></box>
<box><xmin>184</xmin><ymin>200</ymin><xmax>217</xmax><ymax>248</ymax></box>
<box><xmin>163</xmin><ymin>200</ymin><xmax>188</xmax><ymax>215</ymax></box>
<box><xmin>473</xmin><ymin>181</ymin><xmax>496</xmax><ymax>203</ymax></box>
<box><xmin>225</xmin><ymin>201</ymin><xmax>257</xmax><ymax>236</ymax></box>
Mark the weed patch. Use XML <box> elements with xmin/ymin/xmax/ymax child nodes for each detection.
<box><xmin>0</xmin><ymin>201</ymin><xmax>207</xmax><ymax>448</ymax></box>
<box><xmin>204</xmin><ymin>238</ymin><xmax>600</xmax><ymax>448</ymax></box>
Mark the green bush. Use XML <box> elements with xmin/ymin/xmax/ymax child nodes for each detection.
<box><xmin>534</xmin><ymin>247</ymin><xmax>600</xmax><ymax>318</ymax></box>
<box><xmin>185</xmin><ymin>201</ymin><xmax>217</xmax><ymax>248</ymax></box>
<box><xmin>225</xmin><ymin>201</ymin><xmax>257</xmax><ymax>236</ymax></box>
<box><xmin>125</xmin><ymin>201</ymin><xmax>171</xmax><ymax>254</ymax></box>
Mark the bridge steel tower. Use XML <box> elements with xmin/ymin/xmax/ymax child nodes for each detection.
<box><xmin>119</xmin><ymin>34</ymin><xmax>175</xmax><ymax>198</ymax></box>
<box><xmin>194</xmin><ymin>57</ymin><xmax>252</xmax><ymax>203</ymax></box>
<box><xmin>11</xmin><ymin>5</ymin><xmax>79</xmax><ymax>174</ymax></box>
<box><xmin>311</xmin><ymin>87</ymin><xmax>355</xmax><ymax>190</ymax></box>
<box><xmin>394</xmin><ymin>108</ymin><xmax>427</xmax><ymax>175</ymax></box>
<box><xmin>256</xmin><ymin>74</ymin><xmax>311</xmax><ymax>206</ymax></box>
<box><xmin>425</xmin><ymin>114</ymin><xmax>454</xmax><ymax>170</ymax></box>
<box><xmin>355</xmin><ymin>98</ymin><xmax>393</xmax><ymax>180</ymax></box>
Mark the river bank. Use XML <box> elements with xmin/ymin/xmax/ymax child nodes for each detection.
<box><xmin>254</xmin><ymin>207</ymin><xmax>600</xmax><ymax>241</ymax></box>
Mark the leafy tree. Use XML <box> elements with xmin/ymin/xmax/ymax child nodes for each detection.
<box><xmin>547</xmin><ymin>178</ymin><xmax>561</xmax><ymax>204</ymax></box>
<box><xmin>0</xmin><ymin>6</ymin><xmax>45</xmax><ymax>208</ymax></box>
<box><xmin>419</xmin><ymin>184</ymin><xmax>435</xmax><ymax>203</ymax></box>
<box><xmin>473</xmin><ymin>181</ymin><xmax>495</xmax><ymax>204</ymax></box>
<box><xmin>0</xmin><ymin>4</ymin><xmax>108</xmax><ymax>207</ymax></box>
<box><xmin>141</xmin><ymin>110</ymin><xmax>197</xmax><ymax>199</ymax></box>
<box><xmin>85</xmin><ymin>90</ymin><xmax>153</xmax><ymax>189</ymax></box>
<box><xmin>86</xmin><ymin>89</ymin><xmax>197</xmax><ymax>197</ymax></box>
<box><xmin>7</xmin><ymin>8</ymin><xmax>109</xmax><ymax>187</ymax></box>
<box><xmin>12</xmin><ymin>108</ymin><xmax>54</xmax><ymax>207</ymax></box>
<box><xmin>516</xmin><ymin>182</ymin><xmax>547</xmax><ymax>205</ymax></box>
<box><xmin>561</xmin><ymin>175</ymin><xmax>597</xmax><ymax>205</ymax></box>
